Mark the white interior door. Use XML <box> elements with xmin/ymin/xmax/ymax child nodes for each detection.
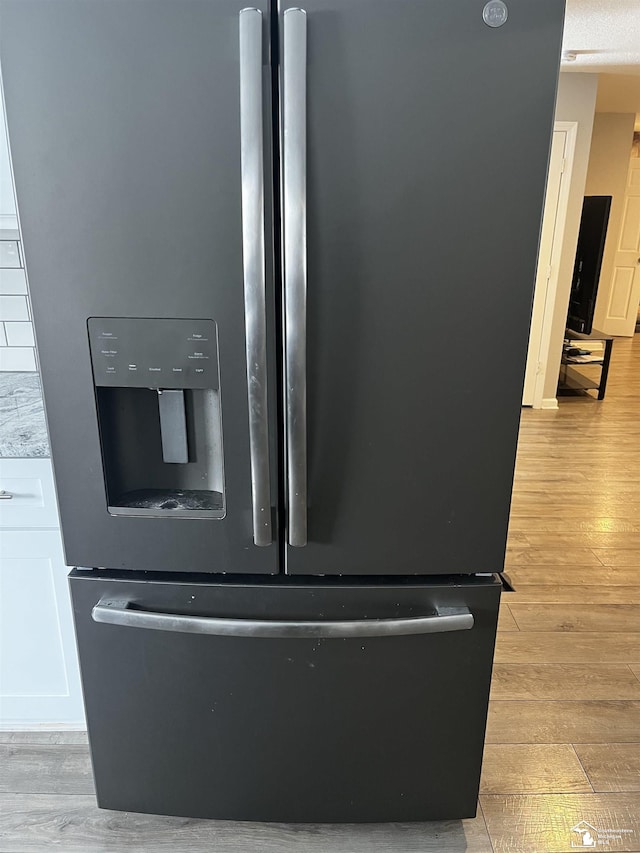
<box><xmin>598</xmin><ymin>158</ymin><xmax>640</xmax><ymax>336</ymax></box>
<box><xmin>523</xmin><ymin>129</ymin><xmax>571</xmax><ymax>407</ymax></box>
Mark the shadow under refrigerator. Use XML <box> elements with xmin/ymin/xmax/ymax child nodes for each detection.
<box><xmin>0</xmin><ymin>0</ymin><xmax>564</xmax><ymax>822</ymax></box>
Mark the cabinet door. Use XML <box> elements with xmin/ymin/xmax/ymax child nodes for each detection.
<box><xmin>0</xmin><ymin>0</ymin><xmax>279</xmax><ymax>574</ymax></box>
<box><xmin>0</xmin><ymin>531</ymin><xmax>84</xmax><ymax>725</ymax></box>
<box><xmin>0</xmin><ymin>459</ymin><xmax>59</xmax><ymax>529</ymax></box>
<box><xmin>279</xmin><ymin>0</ymin><xmax>564</xmax><ymax>574</ymax></box>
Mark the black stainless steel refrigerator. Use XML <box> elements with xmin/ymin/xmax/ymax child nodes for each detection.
<box><xmin>0</xmin><ymin>0</ymin><xmax>564</xmax><ymax>823</ymax></box>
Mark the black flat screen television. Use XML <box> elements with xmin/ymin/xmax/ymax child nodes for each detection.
<box><xmin>567</xmin><ymin>195</ymin><xmax>612</xmax><ymax>334</ymax></box>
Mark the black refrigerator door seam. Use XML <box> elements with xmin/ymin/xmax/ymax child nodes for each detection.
<box><xmin>270</xmin><ymin>0</ymin><xmax>288</xmax><ymax>571</ymax></box>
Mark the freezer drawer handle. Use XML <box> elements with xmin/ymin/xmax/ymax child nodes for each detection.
<box><xmin>239</xmin><ymin>8</ymin><xmax>273</xmax><ymax>546</ymax></box>
<box><xmin>283</xmin><ymin>8</ymin><xmax>308</xmax><ymax>547</ymax></box>
<box><xmin>92</xmin><ymin>600</ymin><xmax>474</xmax><ymax>638</ymax></box>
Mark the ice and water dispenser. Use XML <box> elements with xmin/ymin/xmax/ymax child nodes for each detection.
<box><xmin>88</xmin><ymin>318</ymin><xmax>225</xmax><ymax>518</ymax></box>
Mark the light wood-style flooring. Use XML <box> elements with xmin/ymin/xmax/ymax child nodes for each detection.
<box><xmin>2</xmin><ymin>338</ymin><xmax>640</xmax><ymax>852</ymax></box>
<box><xmin>485</xmin><ymin>336</ymin><xmax>640</xmax><ymax>852</ymax></box>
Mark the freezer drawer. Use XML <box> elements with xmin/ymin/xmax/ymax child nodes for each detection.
<box><xmin>70</xmin><ymin>571</ymin><xmax>500</xmax><ymax>822</ymax></box>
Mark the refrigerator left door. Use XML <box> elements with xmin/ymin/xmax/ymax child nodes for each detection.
<box><xmin>0</xmin><ymin>0</ymin><xmax>280</xmax><ymax>573</ymax></box>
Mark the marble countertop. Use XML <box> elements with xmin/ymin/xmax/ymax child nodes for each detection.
<box><xmin>0</xmin><ymin>372</ymin><xmax>50</xmax><ymax>457</ymax></box>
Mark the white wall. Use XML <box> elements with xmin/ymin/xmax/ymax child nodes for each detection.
<box><xmin>542</xmin><ymin>73</ymin><xmax>598</xmax><ymax>403</ymax></box>
<box><xmin>587</xmin><ymin>112</ymin><xmax>636</xmax><ymax>333</ymax></box>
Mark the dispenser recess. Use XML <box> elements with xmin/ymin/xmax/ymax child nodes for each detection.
<box><xmin>88</xmin><ymin>318</ymin><xmax>225</xmax><ymax>519</ymax></box>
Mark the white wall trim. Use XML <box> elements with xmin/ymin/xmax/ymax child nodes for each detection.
<box><xmin>540</xmin><ymin>397</ymin><xmax>559</xmax><ymax>410</ymax></box>
<box><xmin>530</xmin><ymin>121</ymin><xmax>578</xmax><ymax>409</ymax></box>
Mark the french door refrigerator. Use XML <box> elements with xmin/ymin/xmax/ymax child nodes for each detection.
<box><xmin>0</xmin><ymin>0</ymin><xmax>564</xmax><ymax>823</ymax></box>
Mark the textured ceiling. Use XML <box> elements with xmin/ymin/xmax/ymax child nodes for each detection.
<box><xmin>561</xmin><ymin>0</ymin><xmax>640</xmax><ymax>74</ymax></box>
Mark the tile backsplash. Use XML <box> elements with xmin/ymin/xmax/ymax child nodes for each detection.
<box><xmin>0</xmin><ymin>232</ymin><xmax>37</xmax><ymax>372</ymax></box>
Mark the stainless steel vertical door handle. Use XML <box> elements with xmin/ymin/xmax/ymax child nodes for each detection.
<box><xmin>239</xmin><ymin>8</ymin><xmax>272</xmax><ymax>546</ymax></box>
<box><xmin>283</xmin><ymin>8</ymin><xmax>308</xmax><ymax>547</ymax></box>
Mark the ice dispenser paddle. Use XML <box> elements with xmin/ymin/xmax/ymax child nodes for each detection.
<box><xmin>88</xmin><ymin>318</ymin><xmax>225</xmax><ymax>518</ymax></box>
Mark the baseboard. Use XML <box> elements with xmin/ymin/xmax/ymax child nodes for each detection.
<box><xmin>540</xmin><ymin>397</ymin><xmax>558</xmax><ymax>410</ymax></box>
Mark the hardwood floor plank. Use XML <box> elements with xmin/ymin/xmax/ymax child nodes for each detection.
<box><xmin>0</xmin><ymin>793</ymin><xmax>494</xmax><ymax>853</ymax></box>
<box><xmin>508</xmin><ymin>518</ymin><xmax>640</xmax><ymax>533</ymax></box>
<box><xmin>505</xmin><ymin>531</ymin><xmax>529</xmax><ymax>546</ymax></box>
<box><xmin>508</xmin><ymin>503</ymin><xmax>640</xmax><ymax>519</ymax></box>
<box><xmin>481</xmin><ymin>792</ymin><xmax>640</xmax><ymax>853</ymax></box>
<box><xmin>521</xmin><ymin>532</ymin><xmax>640</xmax><ymax>548</ymax></box>
<box><xmin>480</xmin><ymin>744</ymin><xmax>591</xmax><ymax>795</ymax></box>
<box><xmin>630</xmin><ymin>665</ymin><xmax>640</xmax><ymax>683</ymax></box>
<box><xmin>509</xmin><ymin>604</ymin><xmax>640</xmax><ymax>633</ymax></box>
<box><xmin>494</xmin><ymin>633</ymin><xmax>640</xmax><ymax>664</ymax></box>
<box><xmin>0</xmin><ymin>731</ymin><xmax>88</xmax><ymax>744</ymax></box>
<box><xmin>583</xmin><ymin>470</ymin><xmax>640</xmax><ymax>482</ymax></box>
<box><xmin>592</xmin><ymin>549</ymin><xmax>640</xmax><ymax>567</ymax></box>
<box><xmin>515</xmin><ymin>484</ymin><xmax>640</xmax><ymax>497</ymax></box>
<box><xmin>510</xmin><ymin>470</ymin><xmax>589</xmax><ymax>482</ymax></box>
<box><xmin>509</xmin><ymin>490</ymin><xmax>640</xmax><ymax>501</ymax></box>
<box><xmin>497</xmin><ymin>605</ymin><xmax>519</xmax><ymax>632</ymax></box>
<box><xmin>574</xmin><ymin>744</ymin><xmax>640</xmax><ymax>792</ymax></box>
<box><xmin>490</xmin><ymin>664</ymin><xmax>640</xmax><ymax>700</ymax></box>
<box><xmin>501</xmin><ymin>586</ymin><xmax>640</xmax><ymax>605</ymax></box>
<box><xmin>504</xmin><ymin>547</ymin><xmax>603</xmax><ymax>566</ymax></box>
<box><xmin>506</xmin><ymin>565</ymin><xmax>640</xmax><ymax>586</ymax></box>
<box><xmin>0</xmin><ymin>744</ymin><xmax>93</xmax><ymax>795</ymax></box>
<box><xmin>486</xmin><ymin>700</ymin><xmax>640</xmax><ymax>744</ymax></box>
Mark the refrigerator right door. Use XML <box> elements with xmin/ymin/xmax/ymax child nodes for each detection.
<box><xmin>280</xmin><ymin>0</ymin><xmax>565</xmax><ymax>575</ymax></box>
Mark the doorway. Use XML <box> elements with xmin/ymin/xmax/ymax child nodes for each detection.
<box><xmin>522</xmin><ymin>123</ymin><xmax>577</xmax><ymax>408</ymax></box>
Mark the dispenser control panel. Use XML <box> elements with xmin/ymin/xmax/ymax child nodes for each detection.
<box><xmin>88</xmin><ymin>318</ymin><xmax>219</xmax><ymax>389</ymax></box>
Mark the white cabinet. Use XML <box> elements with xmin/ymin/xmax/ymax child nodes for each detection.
<box><xmin>0</xmin><ymin>96</ymin><xmax>82</xmax><ymax>724</ymax></box>
<box><xmin>0</xmin><ymin>458</ymin><xmax>60</xmax><ymax>529</ymax></box>
<box><xmin>0</xmin><ymin>459</ymin><xmax>85</xmax><ymax>726</ymax></box>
